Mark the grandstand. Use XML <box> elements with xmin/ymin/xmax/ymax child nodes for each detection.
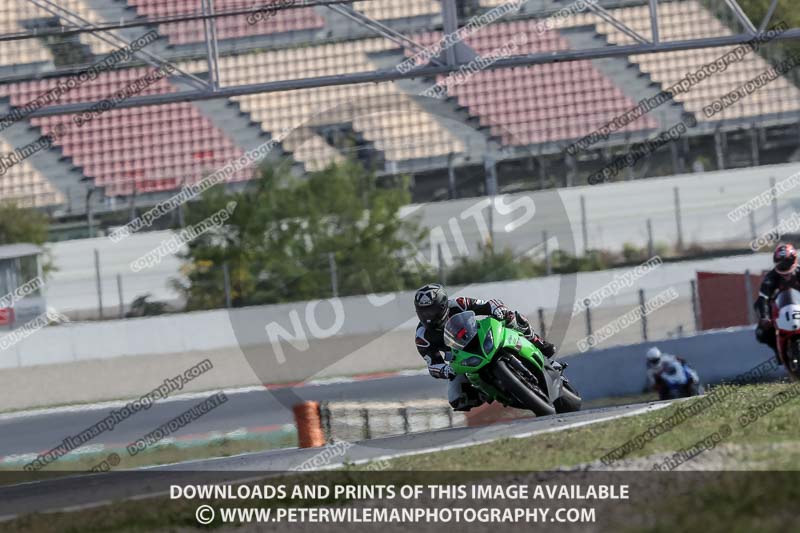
<box><xmin>0</xmin><ymin>0</ymin><xmax>798</xmax><ymax>229</ymax></box>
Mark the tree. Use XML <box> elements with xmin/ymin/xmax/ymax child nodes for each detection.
<box><xmin>549</xmin><ymin>249</ymin><xmax>615</xmax><ymax>274</ymax></box>
<box><xmin>0</xmin><ymin>202</ymin><xmax>49</xmax><ymax>246</ymax></box>
<box><xmin>173</xmin><ymin>160</ymin><xmax>431</xmax><ymax>310</ymax></box>
<box><xmin>0</xmin><ymin>202</ymin><xmax>54</xmax><ymax>277</ymax></box>
<box><xmin>447</xmin><ymin>243</ymin><xmax>545</xmax><ymax>285</ymax></box>
<box><xmin>712</xmin><ymin>1</ymin><xmax>800</xmax><ymax>67</ymax></box>
<box><xmin>734</xmin><ymin>1</ymin><xmax>798</xmax><ymax>28</ymax></box>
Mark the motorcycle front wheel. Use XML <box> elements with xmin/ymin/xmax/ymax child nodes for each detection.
<box><xmin>787</xmin><ymin>337</ymin><xmax>800</xmax><ymax>379</ymax></box>
<box><xmin>491</xmin><ymin>358</ymin><xmax>555</xmax><ymax>417</ymax></box>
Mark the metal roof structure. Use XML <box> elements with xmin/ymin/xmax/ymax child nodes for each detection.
<box><xmin>0</xmin><ymin>243</ymin><xmax>42</xmax><ymax>261</ymax></box>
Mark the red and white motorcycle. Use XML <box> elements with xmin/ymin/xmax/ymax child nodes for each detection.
<box><xmin>771</xmin><ymin>288</ymin><xmax>800</xmax><ymax>378</ymax></box>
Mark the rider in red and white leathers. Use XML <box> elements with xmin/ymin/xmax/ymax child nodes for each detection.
<box><xmin>754</xmin><ymin>243</ymin><xmax>800</xmax><ymax>359</ymax></box>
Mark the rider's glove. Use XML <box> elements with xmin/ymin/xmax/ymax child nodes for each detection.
<box><xmin>495</xmin><ymin>308</ymin><xmax>519</xmax><ymax>330</ymax></box>
<box><xmin>488</xmin><ymin>299</ymin><xmax>510</xmax><ymax>321</ymax></box>
<box><xmin>427</xmin><ymin>360</ymin><xmax>457</xmax><ymax>380</ymax></box>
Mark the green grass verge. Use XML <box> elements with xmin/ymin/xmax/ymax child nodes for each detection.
<box><xmin>626</xmin><ymin>472</ymin><xmax>800</xmax><ymax>533</ymax></box>
<box><xmin>375</xmin><ymin>381</ymin><xmax>800</xmax><ymax>471</ymax></box>
<box><xmin>3</xmin><ymin>382</ymin><xmax>799</xmax><ymax>532</ymax></box>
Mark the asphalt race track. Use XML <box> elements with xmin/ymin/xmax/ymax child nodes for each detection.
<box><xmin>0</xmin><ymin>373</ymin><xmax>444</xmax><ymax>458</ymax></box>
<box><xmin>0</xmin><ymin>400</ymin><xmax>672</xmax><ymax>521</ymax></box>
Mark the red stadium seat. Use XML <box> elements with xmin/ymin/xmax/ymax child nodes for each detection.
<box><xmin>0</xmin><ymin>67</ymin><xmax>250</xmax><ymax>196</ymax></box>
<box><xmin>127</xmin><ymin>0</ymin><xmax>325</xmax><ymax>45</ymax></box>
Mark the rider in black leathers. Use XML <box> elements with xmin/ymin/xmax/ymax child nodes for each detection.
<box><xmin>413</xmin><ymin>283</ymin><xmax>555</xmax><ymax>411</ymax></box>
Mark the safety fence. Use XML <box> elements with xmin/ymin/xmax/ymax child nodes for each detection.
<box><xmin>319</xmin><ymin>400</ymin><xmax>467</xmax><ymax>443</ymax></box>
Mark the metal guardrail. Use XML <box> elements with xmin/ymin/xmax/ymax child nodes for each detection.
<box><xmin>320</xmin><ymin>399</ymin><xmax>467</xmax><ymax>443</ymax></box>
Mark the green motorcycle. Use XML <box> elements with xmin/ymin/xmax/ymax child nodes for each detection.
<box><xmin>443</xmin><ymin>311</ymin><xmax>581</xmax><ymax>416</ymax></box>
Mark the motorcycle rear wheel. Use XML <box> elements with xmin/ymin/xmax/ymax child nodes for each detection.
<box><xmin>491</xmin><ymin>358</ymin><xmax>555</xmax><ymax>417</ymax></box>
<box><xmin>554</xmin><ymin>380</ymin><xmax>582</xmax><ymax>413</ymax></box>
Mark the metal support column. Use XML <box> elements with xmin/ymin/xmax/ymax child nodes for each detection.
<box><xmin>328</xmin><ymin>252</ymin><xmax>338</xmax><ymax>298</ymax></box>
<box><xmin>586</xmin><ymin>2</ymin><xmax>650</xmax><ymax>44</ymax></box>
<box><xmin>447</xmin><ymin>153</ymin><xmax>457</xmax><ymax>200</ymax></box>
<box><xmin>648</xmin><ymin>0</ymin><xmax>660</xmax><ymax>43</ymax></box>
<box><xmin>771</xmin><ymin>176</ymin><xmax>779</xmax><ymax>227</ymax></box>
<box><xmin>580</xmin><ymin>195</ymin><xmax>588</xmax><ymax>255</ymax></box>
<box><xmin>326</xmin><ymin>4</ymin><xmax>444</xmax><ymax>65</ymax></box>
<box><xmin>690</xmin><ymin>279</ymin><xmax>701</xmax><ymax>332</ymax></box>
<box><xmin>750</xmin><ymin>124</ymin><xmax>760</xmax><ymax>166</ymax></box>
<box><xmin>543</xmin><ymin>230</ymin><xmax>552</xmax><ymax>276</ymax></box>
<box><xmin>674</xmin><ymin>187</ymin><xmax>684</xmax><ymax>251</ymax></box>
<box><xmin>201</xmin><ymin>0</ymin><xmax>222</xmax><ymax>90</ymax></box>
<box><xmin>639</xmin><ymin>289</ymin><xmax>648</xmax><ymax>341</ymax></box>
<box><xmin>94</xmin><ymin>249</ymin><xmax>103</xmax><ymax>320</ymax></box>
<box><xmin>723</xmin><ymin>0</ymin><xmax>757</xmax><ymax>35</ymax></box>
<box><xmin>584</xmin><ymin>299</ymin><xmax>593</xmax><ymax>338</ymax></box>
<box><xmin>759</xmin><ymin>0</ymin><xmax>781</xmax><ymax>32</ymax></box>
<box><xmin>714</xmin><ymin>129</ymin><xmax>727</xmax><ymax>170</ymax></box>
<box><xmin>117</xmin><ymin>273</ymin><xmax>124</xmax><ymax>319</ymax></box>
<box><xmin>484</xmin><ymin>154</ymin><xmax>498</xmax><ymax>197</ymax></box>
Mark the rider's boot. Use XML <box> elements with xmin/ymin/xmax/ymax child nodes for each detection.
<box><xmin>515</xmin><ymin>312</ymin><xmax>557</xmax><ymax>359</ymax></box>
<box><xmin>448</xmin><ymin>375</ymin><xmax>485</xmax><ymax>412</ymax></box>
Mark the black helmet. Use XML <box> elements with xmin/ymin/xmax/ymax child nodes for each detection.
<box><xmin>414</xmin><ymin>283</ymin><xmax>449</xmax><ymax>329</ymax></box>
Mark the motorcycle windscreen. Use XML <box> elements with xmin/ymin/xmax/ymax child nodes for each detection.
<box><xmin>443</xmin><ymin>311</ymin><xmax>478</xmax><ymax>350</ymax></box>
<box><xmin>775</xmin><ymin>288</ymin><xmax>800</xmax><ymax>331</ymax></box>
<box><xmin>775</xmin><ymin>288</ymin><xmax>800</xmax><ymax>308</ymax></box>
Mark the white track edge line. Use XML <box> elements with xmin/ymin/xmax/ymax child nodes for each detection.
<box><xmin>317</xmin><ymin>401</ymin><xmax>676</xmax><ymax>470</ymax></box>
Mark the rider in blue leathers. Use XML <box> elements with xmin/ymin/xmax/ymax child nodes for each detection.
<box><xmin>646</xmin><ymin>347</ymin><xmax>703</xmax><ymax>400</ymax></box>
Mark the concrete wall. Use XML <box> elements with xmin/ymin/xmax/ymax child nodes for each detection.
<box><xmin>567</xmin><ymin>326</ymin><xmax>782</xmax><ymax>401</ymax></box>
<box><xmin>46</xmin><ymin>231</ymin><xmax>185</xmax><ymax>317</ymax></box>
<box><xmin>1</xmin><ymin>252</ymin><xmax>773</xmax><ymax>370</ymax></box>
<box><xmin>398</xmin><ymin>161</ymin><xmax>800</xmax><ymax>261</ymax></box>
